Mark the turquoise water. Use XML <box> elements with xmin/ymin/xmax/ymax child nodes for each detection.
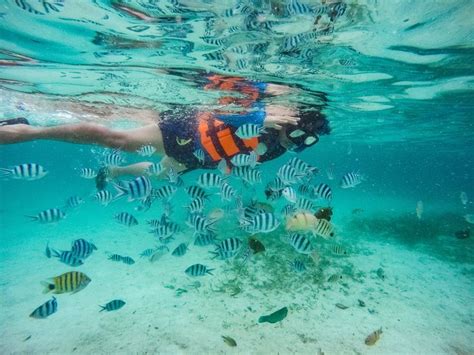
<box><xmin>0</xmin><ymin>1</ymin><xmax>473</xmax><ymax>353</ymax></box>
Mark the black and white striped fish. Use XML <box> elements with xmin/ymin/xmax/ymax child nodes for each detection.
<box><xmin>71</xmin><ymin>239</ymin><xmax>97</xmax><ymax>259</ymax></box>
<box><xmin>211</xmin><ymin>238</ymin><xmax>242</xmax><ymax>260</ymax></box>
<box><xmin>287</xmin><ymin>157</ymin><xmax>317</xmax><ymax>176</ymax></box>
<box><xmin>194</xmin><ymin>231</ymin><xmax>216</xmax><ymax>246</ymax></box>
<box><xmin>80</xmin><ymin>167</ymin><xmax>97</xmax><ymax>179</ymax></box>
<box><xmin>102</xmin><ymin>151</ymin><xmax>124</xmax><ymax>166</ymax></box>
<box><xmin>100</xmin><ymin>299</ymin><xmax>126</xmax><ymax>312</ymax></box>
<box><xmin>287</xmin><ymin>233</ymin><xmax>312</xmax><ymax>254</ymax></box>
<box><xmin>240</xmin><ymin>167</ymin><xmax>262</xmax><ymax>185</ymax></box>
<box><xmin>235</xmin><ymin>124</ymin><xmax>265</xmax><ymax>139</ymax></box>
<box><xmin>314</xmin><ymin>183</ymin><xmax>332</xmax><ymax>201</ymax></box>
<box><xmin>340</xmin><ymin>172</ymin><xmax>365</xmax><ymax>189</ymax></box>
<box><xmin>27</xmin><ymin>208</ymin><xmax>66</xmax><ymax>223</ymax></box>
<box><xmin>93</xmin><ymin>190</ymin><xmax>113</xmax><ymax>206</ymax></box>
<box><xmin>281</xmin><ymin>204</ymin><xmax>297</xmax><ymax>216</ymax></box>
<box><xmin>198</xmin><ymin>172</ymin><xmax>225</xmax><ymax>188</ymax></box>
<box><xmin>0</xmin><ymin>163</ymin><xmax>48</xmax><ymax>180</ymax></box>
<box><xmin>185</xmin><ymin>185</ymin><xmax>208</xmax><ymax>200</ymax></box>
<box><xmin>296</xmin><ymin>197</ymin><xmax>314</xmax><ymax>212</ymax></box>
<box><xmin>289</xmin><ymin>259</ymin><xmax>307</xmax><ymax>272</ymax></box>
<box><xmin>152</xmin><ymin>224</ymin><xmax>177</xmax><ymax>240</ymax></box>
<box><xmin>151</xmin><ymin>185</ymin><xmax>177</xmax><ymax>200</ymax></box>
<box><xmin>186</xmin><ymin>197</ymin><xmax>205</xmax><ymax>213</ymax></box>
<box><xmin>285</xmin><ymin>0</ymin><xmax>315</xmax><ymax>16</ymax></box>
<box><xmin>220</xmin><ymin>182</ymin><xmax>237</xmax><ymax>201</ymax></box>
<box><xmin>113</xmin><ymin>176</ymin><xmax>152</xmax><ymax>201</ymax></box>
<box><xmin>140</xmin><ymin>248</ymin><xmax>156</xmax><ymax>258</ymax></box>
<box><xmin>187</xmin><ymin>214</ymin><xmax>217</xmax><ymax>235</ymax></box>
<box><xmin>121</xmin><ymin>256</ymin><xmax>135</xmax><ymax>265</ymax></box>
<box><xmin>267</xmin><ymin>176</ymin><xmax>286</xmax><ymax>192</ymax></box>
<box><xmin>52</xmin><ymin>249</ymin><xmax>84</xmax><ymax>267</ymax></box>
<box><xmin>65</xmin><ymin>196</ymin><xmax>84</xmax><ymax>209</ymax></box>
<box><xmin>147</xmin><ymin>162</ymin><xmax>164</xmax><ymax>176</ymax></box>
<box><xmin>108</xmin><ymin>254</ymin><xmax>123</xmax><ymax>262</ymax></box>
<box><xmin>331</xmin><ymin>244</ymin><xmax>348</xmax><ymax>256</ymax></box>
<box><xmin>30</xmin><ymin>297</ymin><xmax>58</xmax><ymax>319</ymax></box>
<box><xmin>115</xmin><ymin>212</ymin><xmax>138</xmax><ymax>227</ymax></box>
<box><xmin>298</xmin><ymin>184</ymin><xmax>316</xmax><ymax>198</ymax></box>
<box><xmin>230</xmin><ymin>151</ymin><xmax>258</xmax><ymax>168</ymax></box>
<box><xmin>185</xmin><ymin>264</ymin><xmax>214</xmax><ymax>277</ymax></box>
<box><xmin>241</xmin><ymin>212</ymin><xmax>280</xmax><ymax>233</ymax></box>
<box><xmin>313</xmin><ymin>218</ymin><xmax>334</xmax><ymax>239</ymax></box>
<box><xmin>137</xmin><ymin>145</ymin><xmax>156</xmax><ymax>157</ymax></box>
<box><xmin>171</xmin><ymin>243</ymin><xmax>188</xmax><ymax>257</ymax></box>
<box><xmin>282</xmin><ymin>187</ymin><xmax>297</xmax><ymax>203</ymax></box>
<box><xmin>277</xmin><ymin>164</ymin><xmax>304</xmax><ymax>185</ymax></box>
<box><xmin>193</xmin><ymin>149</ymin><xmax>205</xmax><ymax>164</ymax></box>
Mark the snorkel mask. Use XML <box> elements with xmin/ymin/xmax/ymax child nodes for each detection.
<box><xmin>286</xmin><ymin>127</ymin><xmax>319</xmax><ymax>152</ymax></box>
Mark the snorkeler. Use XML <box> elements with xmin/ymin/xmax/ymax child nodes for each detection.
<box><xmin>0</xmin><ymin>75</ymin><xmax>330</xmax><ymax>185</ymax></box>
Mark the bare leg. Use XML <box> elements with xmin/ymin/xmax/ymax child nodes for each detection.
<box><xmin>108</xmin><ymin>156</ymin><xmax>187</xmax><ymax>179</ymax></box>
<box><xmin>0</xmin><ymin>122</ymin><xmax>165</xmax><ymax>153</ymax></box>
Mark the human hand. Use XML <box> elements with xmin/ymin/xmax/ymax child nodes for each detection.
<box><xmin>264</xmin><ymin>104</ymin><xmax>300</xmax><ymax>130</ymax></box>
<box><xmin>265</xmin><ymin>83</ymin><xmax>293</xmax><ymax>96</ymax></box>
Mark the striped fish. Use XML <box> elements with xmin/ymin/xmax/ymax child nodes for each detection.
<box><xmin>65</xmin><ymin>196</ymin><xmax>84</xmax><ymax>209</ymax></box>
<box><xmin>296</xmin><ymin>197</ymin><xmax>314</xmax><ymax>212</ymax></box>
<box><xmin>287</xmin><ymin>157</ymin><xmax>317</xmax><ymax>176</ymax></box>
<box><xmin>282</xmin><ymin>187</ymin><xmax>297</xmax><ymax>203</ymax></box>
<box><xmin>241</xmin><ymin>212</ymin><xmax>280</xmax><ymax>233</ymax></box>
<box><xmin>100</xmin><ymin>299</ymin><xmax>126</xmax><ymax>312</ymax></box>
<box><xmin>313</xmin><ymin>218</ymin><xmax>334</xmax><ymax>239</ymax></box>
<box><xmin>102</xmin><ymin>151</ymin><xmax>124</xmax><ymax>166</ymax></box>
<box><xmin>151</xmin><ymin>224</ymin><xmax>177</xmax><ymax>240</ymax></box>
<box><xmin>193</xmin><ymin>149</ymin><xmax>205</xmax><ymax>164</ymax></box>
<box><xmin>198</xmin><ymin>172</ymin><xmax>225</xmax><ymax>188</ymax></box>
<box><xmin>187</xmin><ymin>214</ymin><xmax>217</xmax><ymax>235</ymax></box>
<box><xmin>152</xmin><ymin>185</ymin><xmax>177</xmax><ymax>200</ymax></box>
<box><xmin>267</xmin><ymin>176</ymin><xmax>286</xmax><ymax>192</ymax></box>
<box><xmin>42</xmin><ymin>272</ymin><xmax>91</xmax><ymax>294</ymax></box>
<box><xmin>187</xmin><ymin>197</ymin><xmax>205</xmax><ymax>213</ymax></box>
<box><xmin>211</xmin><ymin>238</ymin><xmax>242</xmax><ymax>260</ymax></box>
<box><xmin>137</xmin><ymin>145</ymin><xmax>156</xmax><ymax>157</ymax></box>
<box><xmin>289</xmin><ymin>259</ymin><xmax>307</xmax><ymax>272</ymax></box>
<box><xmin>113</xmin><ymin>176</ymin><xmax>152</xmax><ymax>201</ymax></box>
<box><xmin>171</xmin><ymin>243</ymin><xmax>188</xmax><ymax>257</ymax></box>
<box><xmin>121</xmin><ymin>256</ymin><xmax>135</xmax><ymax>265</ymax></box>
<box><xmin>135</xmin><ymin>195</ymin><xmax>156</xmax><ymax>212</ymax></box>
<box><xmin>147</xmin><ymin>162</ymin><xmax>165</xmax><ymax>176</ymax></box>
<box><xmin>93</xmin><ymin>190</ymin><xmax>113</xmax><ymax>206</ymax></box>
<box><xmin>115</xmin><ymin>212</ymin><xmax>138</xmax><ymax>227</ymax></box>
<box><xmin>285</xmin><ymin>0</ymin><xmax>315</xmax><ymax>16</ymax></box>
<box><xmin>185</xmin><ymin>264</ymin><xmax>214</xmax><ymax>277</ymax></box>
<box><xmin>314</xmin><ymin>183</ymin><xmax>332</xmax><ymax>201</ymax></box>
<box><xmin>331</xmin><ymin>244</ymin><xmax>348</xmax><ymax>256</ymax></box>
<box><xmin>71</xmin><ymin>239</ymin><xmax>97</xmax><ymax>259</ymax></box>
<box><xmin>298</xmin><ymin>184</ymin><xmax>316</xmax><ymax>198</ymax></box>
<box><xmin>281</xmin><ymin>204</ymin><xmax>297</xmax><ymax>216</ymax></box>
<box><xmin>239</xmin><ymin>167</ymin><xmax>262</xmax><ymax>185</ymax></box>
<box><xmin>194</xmin><ymin>231</ymin><xmax>216</xmax><ymax>246</ymax></box>
<box><xmin>140</xmin><ymin>248</ymin><xmax>156</xmax><ymax>258</ymax></box>
<box><xmin>30</xmin><ymin>297</ymin><xmax>58</xmax><ymax>319</ymax></box>
<box><xmin>235</xmin><ymin>124</ymin><xmax>265</xmax><ymax>139</ymax></box>
<box><xmin>277</xmin><ymin>164</ymin><xmax>303</xmax><ymax>185</ymax></box>
<box><xmin>340</xmin><ymin>172</ymin><xmax>365</xmax><ymax>189</ymax></box>
<box><xmin>27</xmin><ymin>208</ymin><xmax>66</xmax><ymax>223</ymax></box>
<box><xmin>52</xmin><ymin>249</ymin><xmax>84</xmax><ymax>267</ymax></box>
<box><xmin>108</xmin><ymin>254</ymin><xmax>123</xmax><ymax>262</ymax></box>
<box><xmin>220</xmin><ymin>182</ymin><xmax>237</xmax><ymax>201</ymax></box>
<box><xmin>288</xmin><ymin>233</ymin><xmax>312</xmax><ymax>254</ymax></box>
<box><xmin>230</xmin><ymin>151</ymin><xmax>258</xmax><ymax>168</ymax></box>
<box><xmin>80</xmin><ymin>168</ymin><xmax>97</xmax><ymax>179</ymax></box>
<box><xmin>0</xmin><ymin>163</ymin><xmax>48</xmax><ymax>180</ymax></box>
<box><xmin>185</xmin><ymin>185</ymin><xmax>208</xmax><ymax>200</ymax></box>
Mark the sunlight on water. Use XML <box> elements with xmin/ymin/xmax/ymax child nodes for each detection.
<box><xmin>0</xmin><ymin>1</ymin><xmax>473</xmax><ymax>354</ymax></box>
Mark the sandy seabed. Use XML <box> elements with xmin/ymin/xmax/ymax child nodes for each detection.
<box><xmin>0</xmin><ymin>208</ymin><xmax>473</xmax><ymax>355</ymax></box>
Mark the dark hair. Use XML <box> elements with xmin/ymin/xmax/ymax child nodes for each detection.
<box><xmin>297</xmin><ymin>107</ymin><xmax>331</xmax><ymax>136</ymax></box>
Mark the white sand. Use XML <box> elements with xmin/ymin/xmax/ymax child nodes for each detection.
<box><xmin>1</xmin><ymin>206</ymin><xmax>473</xmax><ymax>355</ymax></box>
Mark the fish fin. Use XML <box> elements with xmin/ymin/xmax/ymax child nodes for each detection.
<box><xmin>206</xmin><ymin>268</ymin><xmax>215</xmax><ymax>275</ymax></box>
<box><xmin>25</xmin><ymin>215</ymin><xmax>38</xmax><ymax>221</ymax></box>
<box><xmin>111</xmin><ymin>182</ymin><xmax>128</xmax><ymax>201</ymax></box>
<box><xmin>41</xmin><ymin>281</ymin><xmax>54</xmax><ymax>294</ymax></box>
<box><xmin>99</xmin><ymin>305</ymin><xmax>106</xmax><ymax>312</ymax></box>
<box><xmin>0</xmin><ymin>168</ymin><xmax>12</xmax><ymax>178</ymax></box>
<box><xmin>51</xmin><ymin>248</ymin><xmax>61</xmax><ymax>258</ymax></box>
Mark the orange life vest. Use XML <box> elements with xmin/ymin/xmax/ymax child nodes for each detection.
<box><xmin>197</xmin><ymin>112</ymin><xmax>258</xmax><ymax>162</ymax></box>
<box><xmin>204</xmin><ymin>75</ymin><xmax>261</xmax><ymax>108</ymax></box>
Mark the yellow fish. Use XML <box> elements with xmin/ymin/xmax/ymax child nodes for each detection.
<box><xmin>365</xmin><ymin>328</ymin><xmax>383</xmax><ymax>346</ymax></box>
<box><xmin>285</xmin><ymin>212</ymin><xmax>334</xmax><ymax>239</ymax></box>
<box><xmin>42</xmin><ymin>271</ymin><xmax>91</xmax><ymax>294</ymax></box>
<box><xmin>176</xmin><ymin>137</ymin><xmax>192</xmax><ymax>146</ymax></box>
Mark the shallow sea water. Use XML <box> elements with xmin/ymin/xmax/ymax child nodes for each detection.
<box><xmin>0</xmin><ymin>1</ymin><xmax>473</xmax><ymax>354</ymax></box>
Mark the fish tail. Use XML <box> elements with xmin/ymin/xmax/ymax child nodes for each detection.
<box><xmin>206</xmin><ymin>268</ymin><xmax>215</xmax><ymax>276</ymax></box>
<box><xmin>25</xmin><ymin>215</ymin><xmax>38</xmax><ymax>221</ymax></box>
<box><xmin>112</xmin><ymin>182</ymin><xmax>128</xmax><ymax>200</ymax></box>
<box><xmin>208</xmin><ymin>251</ymin><xmax>219</xmax><ymax>260</ymax></box>
<box><xmin>51</xmin><ymin>248</ymin><xmax>61</xmax><ymax>258</ymax></box>
<box><xmin>0</xmin><ymin>168</ymin><xmax>12</xmax><ymax>178</ymax></box>
<box><xmin>99</xmin><ymin>305</ymin><xmax>106</xmax><ymax>312</ymax></box>
<box><xmin>41</xmin><ymin>281</ymin><xmax>54</xmax><ymax>294</ymax></box>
